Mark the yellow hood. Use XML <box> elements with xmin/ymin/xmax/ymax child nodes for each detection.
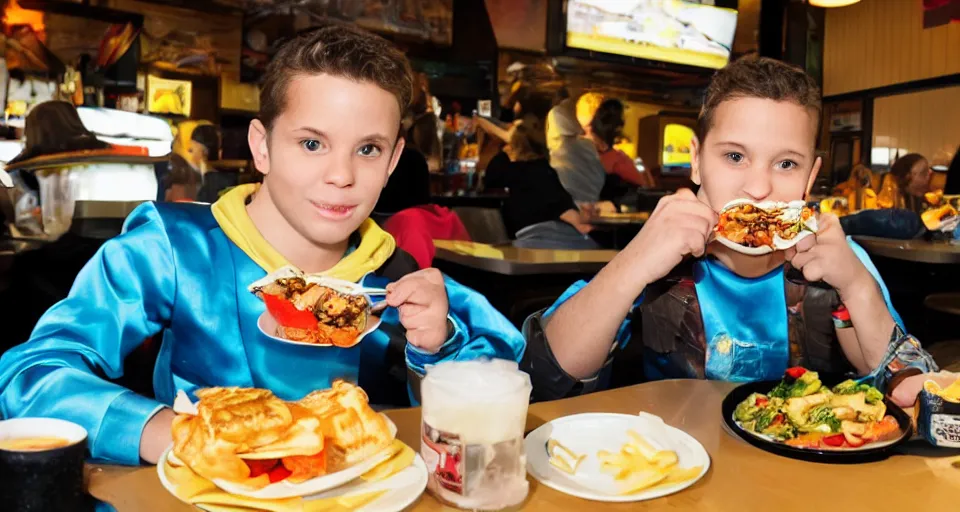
<box><xmin>211</xmin><ymin>184</ymin><xmax>395</xmax><ymax>282</ymax></box>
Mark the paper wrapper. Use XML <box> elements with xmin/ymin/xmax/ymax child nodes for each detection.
<box><xmin>916</xmin><ymin>384</ymin><xmax>960</xmax><ymax>448</ymax></box>
<box><xmin>715</xmin><ymin>199</ymin><xmax>818</xmax><ymax>255</ymax></box>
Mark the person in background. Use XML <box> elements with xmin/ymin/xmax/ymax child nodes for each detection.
<box><xmin>373</xmin><ymin>148</ymin><xmax>471</xmax><ymax>269</ymax></box>
<box><xmin>887</xmin><ymin>153</ymin><xmax>933</xmax><ymax>213</ymax></box>
<box><xmin>189</xmin><ymin>124</ymin><xmax>222</xmax><ymax>172</ymax></box>
<box><xmin>480</xmin><ymin>119</ymin><xmax>597</xmax><ymax>249</ymax></box>
<box><xmin>163</xmin><ymin>154</ymin><xmax>202</xmax><ymax>203</ymax></box>
<box><xmin>405</xmin><ymin>72</ymin><xmax>442</xmax><ymax>172</ymax></box>
<box><xmin>546</xmin><ymin>92</ymin><xmax>607</xmax><ymax>204</ymax></box>
<box><xmin>192</xmin><ymin>125</ymin><xmax>242</xmax><ymax>203</ymax></box>
<box><xmin>7</xmin><ymin>101</ymin><xmax>110</xmax><ymax>167</ymax></box>
<box><xmin>945</xmin><ymin>145</ymin><xmax>960</xmax><ymax>195</ymax></box>
<box><xmin>589</xmin><ymin>98</ymin><xmax>656</xmax><ymax>193</ymax></box>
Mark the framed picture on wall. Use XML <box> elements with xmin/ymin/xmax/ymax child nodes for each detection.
<box><xmin>146</xmin><ymin>74</ymin><xmax>192</xmax><ymax>117</ymax></box>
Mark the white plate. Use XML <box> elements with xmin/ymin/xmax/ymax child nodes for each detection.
<box><xmin>158</xmin><ymin>449</ymin><xmax>428</xmax><ymax>512</ymax></box>
<box><xmin>525</xmin><ymin>413</ymin><xmax>710</xmax><ymax>503</ymax></box>
<box><xmin>257</xmin><ymin>311</ymin><xmax>382</xmax><ymax>348</ymax></box>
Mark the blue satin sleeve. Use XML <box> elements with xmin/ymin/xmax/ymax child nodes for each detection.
<box><xmin>405</xmin><ymin>276</ymin><xmax>525</xmax><ymax>375</ymax></box>
<box><xmin>0</xmin><ymin>202</ymin><xmax>174</xmax><ymax>465</ymax></box>
<box><xmin>847</xmin><ymin>237</ymin><xmax>904</xmax><ymax>328</ymax></box>
<box><xmin>541</xmin><ymin>280</ymin><xmax>644</xmax><ymax>351</ymax></box>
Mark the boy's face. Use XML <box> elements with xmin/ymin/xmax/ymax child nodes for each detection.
<box><xmin>691</xmin><ymin>97</ymin><xmax>821</xmax><ymax>211</ymax></box>
<box><xmin>248</xmin><ymin>73</ymin><xmax>403</xmax><ymax>247</ymax></box>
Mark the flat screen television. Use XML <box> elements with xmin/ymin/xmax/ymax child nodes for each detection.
<box><xmin>564</xmin><ymin>0</ymin><xmax>738</xmax><ymax>70</ymax></box>
<box><xmin>637</xmin><ymin>113</ymin><xmax>697</xmax><ymax>181</ymax></box>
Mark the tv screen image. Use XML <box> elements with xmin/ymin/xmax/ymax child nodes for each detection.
<box><xmin>662</xmin><ymin>123</ymin><xmax>694</xmax><ymax>172</ymax></box>
<box><xmin>566</xmin><ymin>0</ymin><xmax>737</xmax><ymax>69</ymax></box>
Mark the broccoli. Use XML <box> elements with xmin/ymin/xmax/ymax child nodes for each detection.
<box><xmin>807</xmin><ymin>405</ymin><xmax>841</xmax><ymax>432</ymax></box>
<box><xmin>832</xmin><ymin>380</ymin><xmax>884</xmax><ymax>404</ymax></box>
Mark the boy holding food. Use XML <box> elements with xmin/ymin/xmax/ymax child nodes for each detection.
<box><xmin>0</xmin><ymin>25</ymin><xmax>525</xmax><ymax>465</ymax></box>
<box><xmin>523</xmin><ymin>56</ymin><xmax>948</xmax><ymax>405</ymax></box>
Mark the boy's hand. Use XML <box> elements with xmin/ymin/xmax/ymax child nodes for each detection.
<box><xmin>889</xmin><ymin>371</ymin><xmax>958</xmax><ymax>408</ymax></box>
<box><xmin>385</xmin><ymin>268</ymin><xmax>450</xmax><ymax>354</ymax></box>
<box><xmin>140</xmin><ymin>407</ymin><xmax>175</xmax><ymax>464</ymax></box>
<box><xmin>622</xmin><ymin>188</ymin><xmax>717</xmax><ymax>289</ymax></box>
<box><xmin>784</xmin><ymin>214</ymin><xmax>872</xmax><ymax>298</ymax></box>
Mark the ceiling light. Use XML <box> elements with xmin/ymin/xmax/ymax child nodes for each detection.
<box><xmin>809</xmin><ymin>0</ymin><xmax>861</xmax><ymax>7</ymax></box>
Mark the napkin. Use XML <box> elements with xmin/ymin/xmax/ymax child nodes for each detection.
<box><xmin>162</xmin><ymin>440</ymin><xmax>415</xmax><ymax>512</ymax></box>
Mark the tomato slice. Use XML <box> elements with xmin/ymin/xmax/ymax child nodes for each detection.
<box><xmin>267</xmin><ymin>465</ymin><xmax>293</xmax><ymax>483</ymax></box>
<box><xmin>244</xmin><ymin>458</ymin><xmax>280</xmax><ymax>478</ymax></box>
<box><xmin>769</xmin><ymin>414</ymin><xmax>783</xmax><ymax>427</ymax></box>
<box><xmin>785</xmin><ymin>367</ymin><xmax>808</xmax><ymax>380</ymax></box>
<box><xmin>822</xmin><ymin>434</ymin><xmax>845</xmax><ymax>447</ymax></box>
<box><xmin>263</xmin><ymin>293</ymin><xmax>317</xmax><ymax>330</ymax></box>
<box><xmin>755</xmin><ymin>397</ymin><xmax>769</xmax><ymax>407</ymax></box>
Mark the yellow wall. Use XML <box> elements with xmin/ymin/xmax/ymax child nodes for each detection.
<box><xmin>823</xmin><ymin>0</ymin><xmax>960</xmax><ymax>96</ymax></box>
<box><xmin>620</xmin><ymin>101</ymin><xmax>668</xmax><ymax>158</ymax></box>
<box><xmin>873</xmin><ymin>86</ymin><xmax>960</xmax><ymax>167</ymax></box>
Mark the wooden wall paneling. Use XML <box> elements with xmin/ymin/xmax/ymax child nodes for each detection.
<box><xmin>872</xmin><ymin>86</ymin><xmax>960</xmax><ymax>165</ymax></box>
<box><xmin>823</xmin><ymin>0</ymin><xmax>960</xmax><ymax>96</ymax></box>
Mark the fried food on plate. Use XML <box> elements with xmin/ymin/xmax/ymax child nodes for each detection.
<box><xmin>298</xmin><ymin>380</ymin><xmax>394</xmax><ymax>472</ymax></box>
<box><xmin>715</xmin><ymin>199</ymin><xmax>817</xmax><ymax>252</ymax></box>
<box><xmin>171</xmin><ymin>381</ymin><xmax>394</xmax><ymax>488</ymax></box>
<box><xmin>249</xmin><ymin>266</ymin><xmax>371</xmax><ymax>347</ymax></box>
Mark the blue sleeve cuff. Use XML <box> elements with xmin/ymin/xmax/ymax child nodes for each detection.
<box><xmin>405</xmin><ymin>315</ymin><xmax>463</xmax><ymax>375</ymax></box>
<box><xmin>92</xmin><ymin>391</ymin><xmax>165</xmax><ymax>465</ymax></box>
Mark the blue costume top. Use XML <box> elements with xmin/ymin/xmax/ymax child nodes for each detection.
<box><xmin>0</xmin><ymin>200</ymin><xmax>525</xmax><ymax>466</ymax></box>
<box><xmin>539</xmin><ymin>239</ymin><xmax>902</xmax><ymax>385</ymax></box>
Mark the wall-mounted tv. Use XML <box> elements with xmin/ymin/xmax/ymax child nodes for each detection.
<box><xmin>565</xmin><ymin>0</ymin><xmax>738</xmax><ymax>70</ymax></box>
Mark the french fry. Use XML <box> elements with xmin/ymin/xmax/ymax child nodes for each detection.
<box><xmin>596</xmin><ymin>430</ymin><xmax>700</xmax><ymax>496</ymax></box>
<box><xmin>617</xmin><ymin>469</ymin><xmax>668</xmax><ymax>495</ymax></box>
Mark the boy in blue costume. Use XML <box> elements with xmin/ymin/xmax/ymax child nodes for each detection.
<box><xmin>523</xmin><ymin>57</ymin><xmax>948</xmax><ymax>405</ymax></box>
<box><xmin>0</xmin><ymin>25</ymin><xmax>525</xmax><ymax>465</ymax></box>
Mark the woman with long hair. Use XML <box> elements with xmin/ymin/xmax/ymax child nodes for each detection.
<box><xmin>7</xmin><ymin>101</ymin><xmax>110</xmax><ymax>166</ymax></box>
<box><xmin>888</xmin><ymin>153</ymin><xmax>932</xmax><ymax>213</ymax></box>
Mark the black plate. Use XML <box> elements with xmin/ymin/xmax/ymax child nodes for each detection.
<box><xmin>721</xmin><ymin>377</ymin><xmax>913</xmax><ymax>464</ymax></box>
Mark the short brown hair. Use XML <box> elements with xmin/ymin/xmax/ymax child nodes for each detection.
<box><xmin>698</xmin><ymin>56</ymin><xmax>821</xmax><ymax>143</ymax></box>
<box><xmin>259</xmin><ymin>24</ymin><xmax>414</xmax><ymax>131</ymax></box>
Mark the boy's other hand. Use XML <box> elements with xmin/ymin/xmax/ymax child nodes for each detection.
<box><xmin>385</xmin><ymin>268</ymin><xmax>450</xmax><ymax>354</ymax></box>
<box><xmin>784</xmin><ymin>213</ymin><xmax>872</xmax><ymax>298</ymax></box>
<box><xmin>622</xmin><ymin>188</ymin><xmax>717</xmax><ymax>289</ymax></box>
<box><xmin>140</xmin><ymin>407</ymin><xmax>175</xmax><ymax>465</ymax></box>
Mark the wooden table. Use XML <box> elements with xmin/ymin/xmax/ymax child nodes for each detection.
<box><xmin>87</xmin><ymin>380</ymin><xmax>959</xmax><ymax>511</ymax></box>
<box><xmin>586</xmin><ymin>211</ymin><xmax>650</xmax><ymax>226</ymax></box>
<box><xmin>924</xmin><ymin>292</ymin><xmax>960</xmax><ymax>316</ymax></box>
<box><xmin>854</xmin><ymin>236</ymin><xmax>960</xmax><ymax>264</ymax></box>
<box><xmin>433</xmin><ymin>240</ymin><xmax>617</xmax><ymax>276</ymax></box>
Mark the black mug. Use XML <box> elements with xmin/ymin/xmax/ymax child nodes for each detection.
<box><xmin>0</xmin><ymin>418</ymin><xmax>91</xmax><ymax>512</ymax></box>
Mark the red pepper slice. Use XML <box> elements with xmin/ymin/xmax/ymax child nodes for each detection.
<box><xmin>769</xmin><ymin>414</ymin><xmax>783</xmax><ymax>427</ymax></box>
<box><xmin>267</xmin><ymin>465</ymin><xmax>293</xmax><ymax>483</ymax></box>
<box><xmin>755</xmin><ymin>397</ymin><xmax>769</xmax><ymax>407</ymax></box>
<box><xmin>244</xmin><ymin>459</ymin><xmax>279</xmax><ymax>478</ymax></box>
<box><xmin>785</xmin><ymin>367</ymin><xmax>808</xmax><ymax>380</ymax></box>
<box><xmin>263</xmin><ymin>293</ymin><xmax>317</xmax><ymax>330</ymax></box>
<box><xmin>822</xmin><ymin>434</ymin><xmax>845</xmax><ymax>447</ymax></box>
